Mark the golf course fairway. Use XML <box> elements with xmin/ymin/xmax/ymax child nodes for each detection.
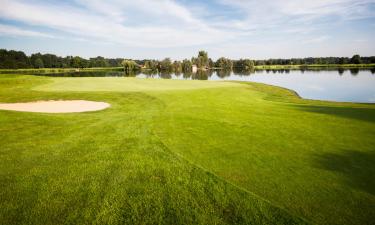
<box><xmin>0</xmin><ymin>75</ymin><xmax>374</xmax><ymax>225</ymax></box>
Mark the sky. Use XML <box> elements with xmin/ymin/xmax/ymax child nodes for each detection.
<box><xmin>0</xmin><ymin>0</ymin><xmax>374</xmax><ymax>60</ymax></box>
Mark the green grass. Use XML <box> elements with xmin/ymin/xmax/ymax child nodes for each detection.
<box><xmin>34</xmin><ymin>77</ymin><xmax>243</xmax><ymax>92</ymax></box>
<box><xmin>0</xmin><ymin>67</ymin><xmax>123</xmax><ymax>74</ymax></box>
<box><xmin>0</xmin><ymin>75</ymin><xmax>374</xmax><ymax>225</ymax></box>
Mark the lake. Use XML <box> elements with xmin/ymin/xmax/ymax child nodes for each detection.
<box><xmin>137</xmin><ymin>70</ymin><xmax>375</xmax><ymax>103</ymax></box>
<box><xmin>24</xmin><ymin>69</ymin><xmax>375</xmax><ymax>103</ymax></box>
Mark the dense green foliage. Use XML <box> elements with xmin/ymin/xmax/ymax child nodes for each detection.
<box><xmin>1</xmin><ymin>49</ymin><xmax>374</xmax><ymax>70</ymax></box>
<box><xmin>350</xmin><ymin>54</ymin><xmax>361</xmax><ymax>64</ymax></box>
<box><xmin>0</xmin><ymin>49</ymin><xmax>29</xmax><ymax>68</ymax></box>
<box><xmin>216</xmin><ymin>57</ymin><xmax>233</xmax><ymax>69</ymax></box>
<box><xmin>0</xmin><ymin>74</ymin><xmax>374</xmax><ymax>225</ymax></box>
<box><xmin>233</xmin><ymin>59</ymin><xmax>255</xmax><ymax>70</ymax></box>
<box><xmin>252</xmin><ymin>55</ymin><xmax>375</xmax><ymax>66</ymax></box>
<box><xmin>159</xmin><ymin>58</ymin><xmax>173</xmax><ymax>71</ymax></box>
<box><xmin>182</xmin><ymin>59</ymin><xmax>193</xmax><ymax>72</ymax></box>
<box><xmin>0</xmin><ymin>49</ymin><xmax>124</xmax><ymax>69</ymax></box>
<box><xmin>121</xmin><ymin>59</ymin><xmax>139</xmax><ymax>73</ymax></box>
<box><xmin>191</xmin><ymin>50</ymin><xmax>210</xmax><ymax>69</ymax></box>
<box><xmin>34</xmin><ymin>58</ymin><xmax>44</xmax><ymax>68</ymax></box>
<box><xmin>143</xmin><ymin>58</ymin><xmax>189</xmax><ymax>73</ymax></box>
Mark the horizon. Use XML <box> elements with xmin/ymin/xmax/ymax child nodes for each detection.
<box><xmin>2</xmin><ymin>48</ymin><xmax>375</xmax><ymax>61</ymax></box>
<box><xmin>0</xmin><ymin>0</ymin><xmax>375</xmax><ymax>60</ymax></box>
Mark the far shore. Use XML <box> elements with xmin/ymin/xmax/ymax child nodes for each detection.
<box><xmin>0</xmin><ymin>63</ymin><xmax>374</xmax><ymax>74</ymax></box>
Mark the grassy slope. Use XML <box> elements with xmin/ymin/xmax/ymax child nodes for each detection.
<box><xmin>152</xmin><ymin>84</ymin><xmax>375</xmax><ymax>225</ymax></box>
<box><xmin>0</xmin><ymin>76</ymin><xmax>306</xmax><ymax>225</ymax></box>
<box><xmin>1</xmin><ymin>75</ymin><xmax>374</xmax><ymax>224</ymax></box>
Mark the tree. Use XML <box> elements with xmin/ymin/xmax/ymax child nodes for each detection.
<box><xmin>144</xmin><ymin>60</ymin><xmax>158</xmax><ymax>70</ymax></box>
<box><xmin>89</xmin><ymin>56</ymin><xmax>109</xmax><ymax>67</ymax></box>
<box><xmin>197</xmin><ymin>50</ymin><xmax>209</xmax><ymax>68</ymax></box>
<box><xmin>338</xmin><ymin>57</ymin><xmax>349</xmax><ymax>64</ymax></box>
<box><xmin>34</xmin><ymin>58</ymin><xmax>44</xmax><ymax>68</ymax></box>
<box><xmin>233</xmin><ymin>59</ymin><xmax>254</xmax><ymax>70</ymax></box>
<box><xmin>122</xmin><ymin>60</ymin><xmax>138</xmax><ymax>73</ymax></box>
<box><xmin>159</xmin><ymin>58</ymin><xmax>172</xmax><ymax>71</ymax></box>
<box><xmin>0</xmin><ymin>49</ymin><xmax>30</xmax><ymax>69</ymax></box>
<box><xmin>208</xmin><ymin>58</ymin><xmax>215</xmax><ymax>68</ymax></box>
<box><xmin>41</xmin><ymin>54</ymin><xmax>52</xmax><ymax>68</ymax></box>
<box><xmin>172</xmin><ymin>60</ymin><xmax>182</xmax><ymax>72</ymax></box>
<box><xmin>0</xmin><ymin>48</ymin><xmax>373</xmax><ymax>70</ymax></box>
<box><xmin>215</xmin><ymin>57</ymin><xmax>233</xmax><ymax>69</ymax></box>
<box><xmin>181</xmin><ymin>59</ymin><xmax>192</xmax><ymax>72</ymax></box>
<box><xmin>350</xmin><ymin>55</ymin><xmax>361</xmax><ymax>64</ymax></box>
<box><xmin>247</xmin><ymin>60</ymin><xmax>255</xmax><ymax>69</ymax></box>
<box><xmin>72</xmin><ymin>56</ymin><xmax>83</xmax><ymax>68</ymax></box>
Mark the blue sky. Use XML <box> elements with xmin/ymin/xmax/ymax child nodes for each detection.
<box><xmin>0</xmin><ymin>0</ymin><xmax>374</xmax><ymax>59</ymax></box>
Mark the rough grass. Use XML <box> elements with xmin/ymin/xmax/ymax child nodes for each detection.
<box><xmin>1</xmin><ymin>75</ymin><xmax>374</xmax><ymax>225</ymax></box>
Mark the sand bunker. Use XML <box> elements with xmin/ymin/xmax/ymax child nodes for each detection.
<box><xmin>0</xmin><ymin>100</ymin><xmax>110</xmax><ymax>113</ymax></box>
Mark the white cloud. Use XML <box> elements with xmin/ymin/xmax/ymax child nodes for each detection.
<box><xmin>0</xmin><ymin>24</ymin><xmax>54</xmax><ymax>38</ymax></box>
<box><xmin>0</xmin><ymin>0</ymin><xmax>373</xmax><ymax>58</ymax></box>
<box><xmin>0</xmin><ymin>0</ymin><xmax>233</xmax><ymax>48</ymax></box>
<box><xmin>302</xmin><ymin>35</ymin><xmax>330</xmax><ymax>44</ymax></box>
<box><xmin>73</xmin><ymin>0</ymin><xmax>200</xmax><ymax>25</ymax></box>
<box><xmin>217</xmin><ymin>0</ymin><xmax>375</xmax><ymax>28</ymax></box>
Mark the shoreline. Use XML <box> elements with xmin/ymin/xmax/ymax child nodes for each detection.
<box><xmin>0</xmin><ymin>64</ymin><xmax>374</xmax><ymax>73</ymax></box>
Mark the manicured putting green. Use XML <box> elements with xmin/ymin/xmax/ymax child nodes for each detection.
<box><xmin>35</xmin><ymin>77</ymin><xmax>242</xmax><ymax>92</ymax></box>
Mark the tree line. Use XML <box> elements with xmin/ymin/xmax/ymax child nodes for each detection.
<box><xmin>1</xmin><ymin>49</ymin><xmax>374</xmax><ymax>70</ymax></box>
<box><xmin>0</xmin><ymin>49</ymin><xmax>125</xmax><ymax>69</ymax></box>
<box><xmin>133</xmin><ymin>51</ymin><xmax>256</xmax><ymax>72</ymax></box>
<box><xmin>252</xmin><ymin>55</ymin><xmax>375</xmax><ymax>66</ymax></box>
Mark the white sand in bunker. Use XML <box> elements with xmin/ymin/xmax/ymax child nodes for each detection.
<box><xmin>0</xmin><ymin>100</ymin><xmax>110</xmax><ymax>113</ymax></box>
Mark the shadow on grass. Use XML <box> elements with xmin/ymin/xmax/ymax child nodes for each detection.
<box><xmin>293</xmin><ymin>105</ymin><xmax>375</xmax><ymax>123</ymax></box>
<box><xmin>313</xmin><ymin>150</ymin><xmax>375</xmax><ymax>195</ymax></box>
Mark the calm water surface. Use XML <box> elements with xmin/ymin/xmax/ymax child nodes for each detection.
<box><xmin>222</xmin><ymin>70</ymin><xmax>375</xmax><ymax>103</ymax></box>
<box><xmin>139</xmin><ymin>69</ymin><xmax>375</xmax><ymax>103</ymax></box>
<box><xmin>26</xmin><ymin>69</ymin><xmax>375</xmax><ymax>103</ymax></box>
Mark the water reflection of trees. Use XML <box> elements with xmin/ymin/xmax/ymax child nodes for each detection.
<box><xmin>216</xmin><ymin>69</ymin><xmax>231</xmax><ymax>78</ymax></box>
<box><xmin>159</xmin><ymin>71</ymin><xmax>172</xmax><ymax>79</ymax></box>
<box><xmin>139</xmin><ymin>69</ymin><xmax>214</xmax><ymax>80</ymax></box>
<box><xmin>191</xmin><ymin>70</ymin><xmax>213</xmax><ymax>80</ymax></box>
<box><xmin>232</xmin><ymin>67</ymin><xmax>254</xmax><ymax>76</ymax></box>
<box><xmin>136</xmin><ymin>67</ymin><xmax>373</xmax><ymax>80</ymax></box>
<box><xmin>142</xmin><ymin>69</ymin><xmax>157</xmax><ymax>75</ymax></box>
<box><xmin>183</xmin><ymin>71</ymin><xmax>192</xmax><ymax>79</ymax></box>
<box><xmin>263</xmin><ymin>69</ymin><xmax>291</xmax><ymax>74</ymax></box>
<box><xmin>337</xmin><ymin>68</ymin><xmax>345</xmax><ymax>75</ymax></box>
<box><xmin>350</xmin><ymin>68</ymin><xmax>359</xmax><ymax>76</ymax></box>
<box><xmin>37</xmin><ymin>67</ymin><xmax>374</xmax><ymax>79</ymax></box>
